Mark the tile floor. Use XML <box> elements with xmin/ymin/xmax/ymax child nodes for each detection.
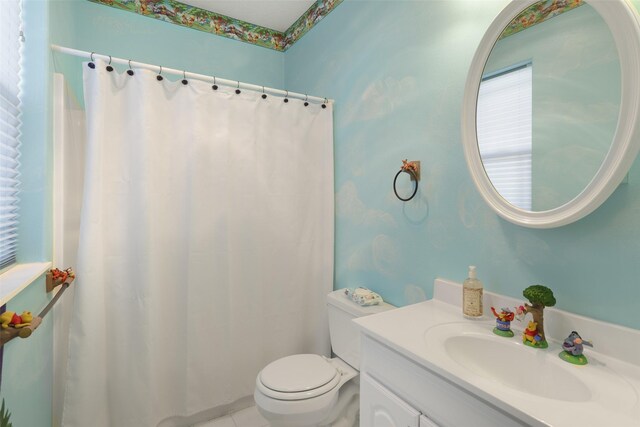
<box><xmin>193</xmin><ymin>405</ymin><xmax>270</xmax><ymax>427</ymax></box>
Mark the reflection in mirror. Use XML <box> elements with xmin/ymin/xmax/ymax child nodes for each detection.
<box><xmin>477</xmin><ymin>1</ymin><xmax>620</xmax><ymax>212</ymax></box>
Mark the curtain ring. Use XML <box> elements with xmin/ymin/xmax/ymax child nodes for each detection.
<box><xmin>212</xmin><ymin>76</ymin><xmax>218</xmax><ymax>90</ymax></box>
<box><xmin>284</xmin><ymin>90</ymin><xmax>289</xmax><ymax>103</ymax></box>
<box><xmin>106</xmin><ymin>55</ymin><xmax>114</xmax><ymax>72</ymax></box>
<box><xmin>322</xmin><ymin>97</ymin><xmax>328</xmax><ymax>109</ymax></box>
<box><xmin>127</xmin><ymin>59</ymin><xmax>134</xmax><ymax>76</ymax></box>
<box><xmin>235</xmin><ymin>81</ymin><xmax>241</xmax><ymax>94</ymax></box>
<box><xmin>88</xmin><ymin>52</ymin><xmax>96</xmax><ymax>69</ymax></box>
<box><xmin>261</xmin><ymin>86</ymin><xmax>267</xmax><ymax>99</ymax></box>
<box><xmin>182</xmin><ymin>70</ymin><xmax>188</xmax><ymax>85</ymax></box>
<box><xmin>304</xmin><ymin>94</ymin><xmax>309</xmax><ymax>107</ymax></box>
<box><xmin>156</xmin><ymin>65</ymin><xmax>164</xmax><ymax>81</ymax></box>
<box><xmin>393</xmin><ymin>168</ymin><xmax>419</xmax><ymax>202</ymax></box>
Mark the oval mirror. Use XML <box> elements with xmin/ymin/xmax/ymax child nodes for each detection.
<box><xmin>462</xmin><ymin>0</ymin><xmax>640</xmax><ymax>228</ymax></box>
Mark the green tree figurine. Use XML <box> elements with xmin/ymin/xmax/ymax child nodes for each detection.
<box><xmin>522</xmin><ymin>285</ymin><xmax>556</xmax><ymax>348</ymax></box>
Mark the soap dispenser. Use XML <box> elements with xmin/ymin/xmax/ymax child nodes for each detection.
<box><xmin>463</xmin><ymin>266</ymin><xmax>483</xmax><ymax>318</ymax></box>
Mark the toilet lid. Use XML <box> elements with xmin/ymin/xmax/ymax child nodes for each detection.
<box><xmin>259</xmin><ymin>354</ymin><xmax>338</xmax><ymax>393</ymax></box>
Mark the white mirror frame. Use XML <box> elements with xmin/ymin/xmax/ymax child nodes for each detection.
<box><xmin>462</xmin><ymin>0</ymin><xmax>640</xmax><ymax>228</ymax></box>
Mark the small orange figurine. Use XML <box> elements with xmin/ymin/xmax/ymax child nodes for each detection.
<box><xmin>490</xmin><ymin>307</ymin><xmax>515</xmax><ymax>337</ymax></box>
<box><xmin>46</xmin><ymin>267</ymin><xmax>76</xmax><ymax>292</ymax></box>
<box><xmin>50</xmin><ymin>267</ymin><xmax>75</xmax><ymax>283</ymax></box>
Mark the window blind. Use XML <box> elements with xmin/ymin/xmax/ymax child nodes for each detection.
<box><xmin>0</xmin><ymin>0</ymin><xmax>23</xmax><ymax>270</ymax></box>
<box><xmin>477</xmin><ymin>63</ymin><xmax>532</xmax><ymax>210</ymax></box>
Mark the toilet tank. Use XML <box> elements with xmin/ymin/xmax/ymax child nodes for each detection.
<box><xmin>326</xmin><ymin>289</ymin><xmax>394</xmax><ymax>370</ymax></box>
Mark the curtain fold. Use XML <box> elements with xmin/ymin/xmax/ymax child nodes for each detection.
<box><xmin>62</xmin><ymin>62</ymin><xmax>334</xmax><ymax>427</ymax></box>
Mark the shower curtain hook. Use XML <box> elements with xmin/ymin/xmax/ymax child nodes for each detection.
<box><xmin>304</xmin><ymin>94</ymin><xmax>309</xmax><ymax>107</ymax></box>
<box><xmin>212</xmin><ymin>76</ymin><xmax>218</xmax><ymax>90</ymax></box>
<box><xmin>322</xmin><ymin>98</ymin><xmax>328</xmax><ymax>109</ymax></box>
<box><xmin>127</xmin><ymin>59</ymin><xmax>134</xmax><ymax>76</ymax></box>
<box><xmin>235</xmin><ymin>81</ymin><xmax>241</xmax><ymax>95</ymax></box>
<box><xmin>88</xmin><ymin>52</ymin><xmax>96</xmax><ymax>69</ymax></box>
<box><xmin>106</xmin><ymin>55</ymin><xmax>114</xmax><ymax>72</ymax></box>
<box><xmin>182</xmin><ymin>70</ymin><xmax>188</xmax><ymax>85</ymax></box>
<box><xmin>284</xmin><ymin>90</ymin><xmax>289</xmax><ymax>103</ymax></box>
<box><xmin>157</xmin><ymin>65</ymin><xmax>164</xmax><ymax>81</ymax></box>
<box><xmin>262</xmin><ymin>86</ymin><xmax>267</xmax><ymax>99</ymax></box>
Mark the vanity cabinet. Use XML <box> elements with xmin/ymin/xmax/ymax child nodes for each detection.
<box><xmin>361</xmin><ymin>373</ymin><xmax>440</xmax><ymax>427</ymax></box>
<box><xmin>361</xmin><ymin>373</ymin><xmax>421</xmax><ymax>427</ymax></box>
<box><xmin>360</xmin><ymin>335</ymin><xmax>528</xmax><ymax>427</ymax></box>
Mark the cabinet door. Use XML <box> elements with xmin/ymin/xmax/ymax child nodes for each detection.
<box><xmin>419</xmin><ymin>415</ymin><xmax>440</xmax><ymax>427</ymax></box>
<box><xmin>361</xmin><ymin>373</ymin><xmax>420</xmax><ymax>427</ymax></box>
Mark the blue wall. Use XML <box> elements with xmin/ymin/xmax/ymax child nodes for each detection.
<box><xmin>285</xmin><ymin>0</ymin><xmax>640</xmax><ymax>330</ymax></box>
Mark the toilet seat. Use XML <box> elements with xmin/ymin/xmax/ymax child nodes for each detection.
<box><xmin>257</xmin><ymin>354</ymin><xmax>341</xmax><ymax>401</ymax></box>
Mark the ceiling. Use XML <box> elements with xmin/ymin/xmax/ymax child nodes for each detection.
<box><xmin>180</xmin><ymin>0</ymin><xmax>316</xmax><ymax>32</ymax></box>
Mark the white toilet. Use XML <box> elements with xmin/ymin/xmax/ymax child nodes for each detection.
<box><xmin>254</xmin><ymin>289</ymin><xmax>394</xmax><ymax>427</ymax></box>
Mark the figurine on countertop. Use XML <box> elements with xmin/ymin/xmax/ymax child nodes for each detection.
<box><xmin>521</xmin><ymin>285</ymin><xmax>556</xmax><ymax>348</ymax></box>
<box><xmin>522</xmin><ymin>320</ymin><xmax>543</xmax><ymax>346</ymax></box>
<box><xmin>491</xmin><ymin>307</ymin><xmax>515</xmax><ymax>337</ymax></box>
<box><xmin>0</xmin><ymin>310</ymin><xmax>33</xmax><ymax>329</ymax></box>
<box><xmin>559</xmin><ymin>331</ymin><xmax>593</xmax><ymax>365</ymax></box>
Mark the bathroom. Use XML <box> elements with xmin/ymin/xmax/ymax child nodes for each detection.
<box><xmin>1</xmin><ymin>0</ymin><xmax>639</xmax><ymax>426</ymax></box>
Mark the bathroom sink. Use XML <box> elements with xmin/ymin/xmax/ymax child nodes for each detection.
<box><xmin>423</xmin><ymin>322</ymin><xmax>635</xmax><ymax>405</ymax></box>
<box><xmin>356</xmin><ymin>282</ymin><xmax>640</xmax><ymax>426</ymax></box>
<box><xmin>442</xmin><ymin>332</ymin><xmax>590</xmax><ymax>401</ymax></box>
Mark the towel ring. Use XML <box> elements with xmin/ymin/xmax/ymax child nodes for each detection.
<box><xmin>393</xmin><ymin>168</ymin><xmax>419</xmax><ymax>202</ymax></box>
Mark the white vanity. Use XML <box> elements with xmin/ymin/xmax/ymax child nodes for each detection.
<box><xmin>354</xmin><ymin>279</ymin><xmax>640</xmax><ymax>427</ymax></box>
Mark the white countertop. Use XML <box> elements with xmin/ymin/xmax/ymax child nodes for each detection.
<box><xmin>354</xmin><ymin>280</ymin><xmax>640</xmax><ymax>427</ymax></box>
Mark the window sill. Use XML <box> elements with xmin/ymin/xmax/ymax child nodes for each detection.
<box><xmin>0</xmin><ymin>262</ymin><xmax>52</xmax><ymax>306</ymax></box>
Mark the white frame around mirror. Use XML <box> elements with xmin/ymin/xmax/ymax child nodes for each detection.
<box><xmin>462</xmin><ymin>0</ymin><xmax>640</xmax><ymax>228</ymax></box>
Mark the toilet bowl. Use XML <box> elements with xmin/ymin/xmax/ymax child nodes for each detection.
<box><xmin>254</xmin><ymin>289</ymin><xmax>394</xmax><ymax>427</ymax></box>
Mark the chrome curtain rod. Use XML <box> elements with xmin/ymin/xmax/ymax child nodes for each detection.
<box><xmin>50</xmin><ymin>44</ymin><xmax>332</xmax><ymax>104</ymax></box>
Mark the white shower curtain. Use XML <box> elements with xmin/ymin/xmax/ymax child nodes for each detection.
<box><xmin>62</xmin><ymin>62</ymin><xmax>334</xmax><ymax>427</ymax></box>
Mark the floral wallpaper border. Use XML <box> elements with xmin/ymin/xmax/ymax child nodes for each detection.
<box><xmin>500</xmin><ymin>0</ymin><xmax>584</xmax><ymax>39</ymax></box>
<box><xmin>87</xmin><ymin>0</ymin><xmax>344</xmax><ymax>51</ymax></box>
<box><xmin>88</xmin><ymin>0</ymin><xmax>582</xmax><ymax>50</ymax></box>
